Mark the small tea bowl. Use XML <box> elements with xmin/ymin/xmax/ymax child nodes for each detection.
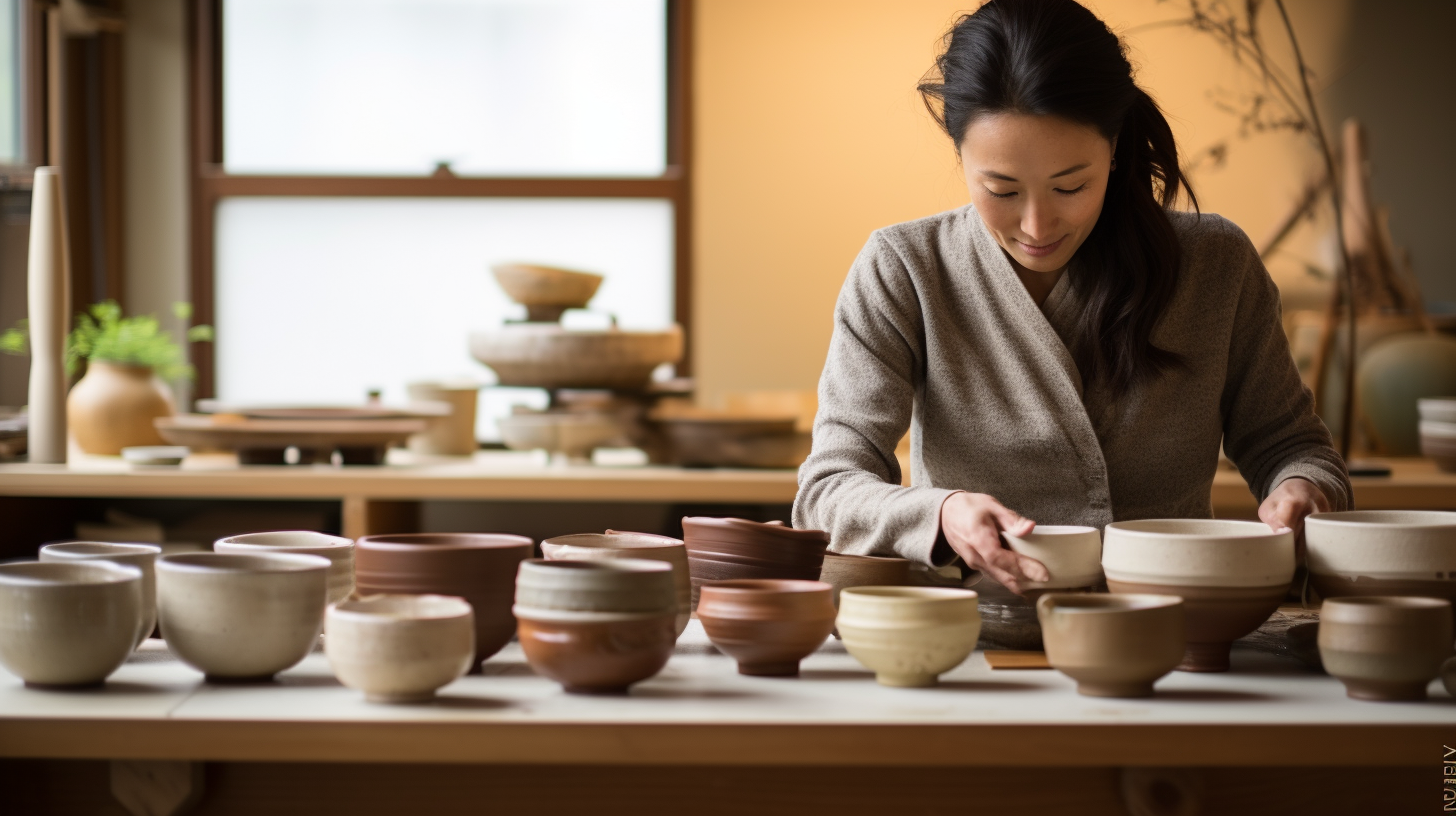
<box><xmin>836</xmin><ymin>587</ymin><xmax>980</xmax><ymax>687</ymax></box>
<box><xmin>0</xmin><ymin>561</ymin><xmax>143</xmax><ymax>688</ymax></box>
<box><xmin>1036</xmin><ymin>593</ymin><xmax>1187</xmax><ymax>698</ymax></box>
<box><xmin>39</xmin><ymin>541</ymin><xmax>162</xmax><ymax>648</ymax></box>
<box><xmin>215</xmin><ymin>531</ymin><xmax>355</xmax><ymax>605</ymax></box>
<box><xmin>157</xmin><ymin>552</ymin><xmax>329</xmax><ymax>682</ymax></box>
<box><xmin>325</xmin><ymin>594</ymin><xmax>475</xmax><ymax>704</ymax></box>
<box><xmin>696</xmin><ymin>579</ymin><xmax>835</xmax><ymax>676</ymax></box>
<box><xmin>1318</xmin><ymin>596</ymin><xmax>1454</xmax><ymax>702</ymax></box>
<box><xmin>541</xmin><ymin>532</ymin><xmax>690</xmax><ymax>636</ymax></box>
<box><xmin>1001</xmin><ymin>525</ymin><xmax>1102</xmax><ymax>597</ymax></box>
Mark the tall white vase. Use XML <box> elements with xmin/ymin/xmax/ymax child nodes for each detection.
<box><xmin>27</xmin><ymin>167</ymin><xmax>70</xmax><ymax>464</ymax></box>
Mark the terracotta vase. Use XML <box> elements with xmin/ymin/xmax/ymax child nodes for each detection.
<box><xmin>1037</xmin><ymin>593</ymin><xmax>1186</xmax><ymax>698</ymax></box>
<box><xmin>0</xmin><ymin>561</ymin><xmax>142</xmax><ymax>688</ymax></box>
<box><xmin>541</xmin><ymin>532</ymin><xmax>691</xmax><ymax>637</ymax></box>
<box><xmin>67</xmin><ymin>361</ymin><xmax>174</xmax><ymax>455</ymax></box>
<box><xmin>1305</xmin><ymin>511</ymin><xmax>1456</xmax><ymax>622</ymax></box>
<box><xmin>1318</xmin><ymin>596</ymin><xmax>1454</xmax><ymax>702</ymax></box>
<box><xmin>836</xmin><ymin>587</ymin><xmax>980</xmax><ymax>687</ymax></box>
<box><xmin>696</xmin><ymin>579</ymin><xmax>835</xmax><ymax>676</ymax></box>
<box><xmin>681</xmin><ymin>517</ymin><xmax>829</xmax><ymax>611</ymax></box>
<box><xmin>354</xmin><ymin>533</ymin><xmax>533</xmax><ymax>671</ymax></box>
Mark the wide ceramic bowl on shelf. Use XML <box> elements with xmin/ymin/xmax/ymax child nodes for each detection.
<box><xmin>1102</xmin><ymin>519</ymin><xmax>1295</xmax><ymax>672</ymax></box>
<box><xmin>836</xmin><ymin>587</ymin><xmax>980</xmax><ymax>687</ymax></box>
<box><xmin>469</xmin><ymin>324</ymin><xmax>683</xmax><ymax>391</ymax></box>
<box><xmin>214</xmin><ymin>531</ymin><xmax>355</xmax><ymax>605</ymax></box>
<box><xmin>541</xmin><ymin>532</ymin><xmax>691</xmax><ymax>637</ymax></box>
<box><xmin>0</xmin><ymin>561</ymin><xmax>143</xmax><ymax>688</ymax></box>
<box><xmin>681</xmin><ymin>517</ymin><xmax>829</xmax><ymax>611</ymax></box>
<box><xmin>491</xmin><ymin>263</ymin><xmax>604</xmax><ymax>323</ymax></box>
<box><xmin>1036</xmin><ymin>593</ymin><xmax>1186</xmax><ymax>698</ymax></box>
<box><xmin>1001</xmin><ymin>525</ymin><xmax>1103</xmax><ymax>597</ymax></box>
<box><xmin>1318</xmin><ymin>596</ymin><xmax>1453</xmax><ymax>702</ymax></box>
<box><xmin>325</xmin><ymin>594</ymin><xmax>475</xmax><ymax>704</ymax></box>
<box><xmin>39</xmin><ymin>541</ymin><xmax>161</xmax><ymax>648</ymax></box>
<box><xmin>696</xmin><ymin>579</ymin><xmax>835</xmax><ymax>677</ymax></box>
<box><xmin>496</xmin><ymin>411</ymin><xmax>622</xmax><ymax>464</ymax></box>
<box><xmin>1305</xmin><ymin>510</ymin><xmax>1456</xmax><ymax>616</ymax></box>
<box><xmin>156</xmin><ymin>552</ymin><xmax>329</xmax><ymax>682</ymax></box>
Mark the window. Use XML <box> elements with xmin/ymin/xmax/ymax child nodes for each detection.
<box><xmin>190</xmin><ymin>0</ymin><xmax>691</xmax><ymax>439</ymax></box>
<box><xmin>0</xmin><ymin>0</ymin><xmax>20</xmax><ymax>165</ymax></box>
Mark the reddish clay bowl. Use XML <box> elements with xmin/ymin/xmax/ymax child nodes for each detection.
<box><xmin>513</xmin><ymin>610</ymin><xmax>677</xmax><ymax>694</ymax></box>
<box><xmin>696</xmin><ymin>579</ymin><xmax>835</xmax><ymax>676</ymax></box>
<box><xmin>681</xmin><ymin>517</ymin><xmax>829</xmax><ymax>610</ymax></box>
<box><xmin>354</xmin><ymin>533</ymin><xmax>532</xmax><ymax>668</ymax></box>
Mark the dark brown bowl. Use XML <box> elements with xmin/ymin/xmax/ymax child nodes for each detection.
<box><xmin>682</xmin><ymin>517</ymin><xmax>829</xmax><ymax>610</ymax></box>
<box><xmin>696</xmin><ymin>579</ymin><xmax>835</xmax><ymax>676</ymax></box>
<box><xmin>355</xmin><ymin>533</ymin><xmax>532</xmax><ymax>668</ymax></box>
<box><xmin>515</xmin><ymin>612</ymin><xmax>676</xmax><ymax>694</ymax></box>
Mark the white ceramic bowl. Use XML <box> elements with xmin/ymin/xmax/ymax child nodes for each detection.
<box><xmin>214</xmin><ymin>531</ymin><xmax>355</xmax><ymax>605</ymax></box>
<box><xmin>157</xmin><ymin>552</ymin><xmax>329</xmax><ymax>681</ymax></box>
<box><xmin>0</xmin><ymin>561</ymin><xmax>143</xmax><ymax>687</ymax></box>
<box><xmin>1102</xmin><ymin>519</ymin><xmax>1295</xmax><ymax>588</ymax></box>
<box><xmin>1002</xmin><ymin>525</ymin><xmax>1102</xmax><ymax>591</ymax></box>
<box><xmin>39</xmin><ymin>541</ymin><xmax>161</xmax><ymax>648</ymax></box>
<box><xmin>836</xmin><ymin>587</ymin><xmax>981</xmax><ymax>687</ymax></box>
<box><xmin>1305</xmin><ymin>511</ymin><xmax>1456</xmax><ymax>611</ymax></box>
<box><xmin>540</xmin><ymin>533</ymin><xmax>690</xmax><ymax>637</ymax></box>
<box><xmin>1418</xmin><ymin>398</ymin><xmax>1456</xmax><ymax>423</ymax></box>
<box><xmin>496</xmin><ymin>411</ymin><xmax>622</xmax><ymax>463</ymax></box>
<box><xmin>325</xmin><ymin>594</ymin><xmax>475</xmax><ymax>704</ymax></box>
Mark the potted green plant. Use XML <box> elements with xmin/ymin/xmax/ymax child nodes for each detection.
<box><xmin>1</xmin><ymin>301</ymin><xmax>213</xmax><ymax>455</ymax></box>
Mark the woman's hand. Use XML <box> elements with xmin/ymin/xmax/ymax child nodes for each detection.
<box><xmin>939</xmin><ymin>492</ymin><xmax>1049</xmax><ymax>595</ymax></box>
<box><xmin>1258</xmin><ymin>477</ymin><xmax>1330</xmax><ymax>554</ymax></box>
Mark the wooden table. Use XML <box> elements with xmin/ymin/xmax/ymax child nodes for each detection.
<box><xmin>0</xmin><ymin>622</ymin><xmax>1446</xmax><ymax>815</ymax></box>
<box><xmin>0</xmin><ymin>454</ymin><xmax>1452</xmax><ymax>541</ymax></box>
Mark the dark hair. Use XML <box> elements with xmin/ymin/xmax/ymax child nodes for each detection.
<box><xmin>918</xmin><ymin>0</ymin><xmax>1196</xmax><ymax>393</ymax></box>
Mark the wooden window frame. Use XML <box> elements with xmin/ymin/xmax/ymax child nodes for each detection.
<box><xmin>186</xmin><ymin>0</ymin><xmax>694</xmax><ymax>400</ymax></box>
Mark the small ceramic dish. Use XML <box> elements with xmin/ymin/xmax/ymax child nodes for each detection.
<box><xmin>836</xmin><ymin>587</ymin><xmax>981</xmax><ymax>687</ymax></box>
<box><xmin>1036</xmin><ymin>593</ymin><xmax>1186</xmax><ymax>698</ymax></box>
<box><xmin>325</xmin><ymin>594</ymin><xmax>475</xmax><ymax>704</ymax></box>
<box><xmin>0</xmin><ymin>561</ymin><xmax>143</xmax><ymax>688</ymax></box>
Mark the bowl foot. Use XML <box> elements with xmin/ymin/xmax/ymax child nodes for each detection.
<box><xmin>563</xmin><ymin>685</ymin><xmax>631</xmax><ymax>696</ymax></box>
<box><xmin>1176</xmin><ymin>641</ymin><xmax>1231</xmax><ymax>672</ymax></box>
<box><xmin>738</xmin><ymin>661</ymin><xmax>800</xmax><ymax>677</ymax></box>
<box><xmin>1340</xmin><ymin>679</ymin><xmax>1430</xmax><ymax>702</ymax></box>
<box><xmin>1076</xmin><ymin>680</ymin><xmax>1156</xmax><ymax>698</ymax></box>
<box><xmin>204</xmin><ymin>673</ymin><xmax>277</xmax><ymax>684</ymax></box>
<box><xmin>365</xmin><ymin>691</ymin><xmax>438</xmax><ymax>704</ymax></box>
<box><xmin>24</xmin><ymin>679</ymin><xmax>105</xmax><ymax>691</ymax></box>
<box><xmin>876</xmin><ymin>673</ymin><xmax>937</xmax><ymax>688</ymax></box>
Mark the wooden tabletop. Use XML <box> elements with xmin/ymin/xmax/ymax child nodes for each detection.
<box><xmin>0</xmin><ymin>621</ymin><xmax>1448</xmax><ymax>767</ymax></box>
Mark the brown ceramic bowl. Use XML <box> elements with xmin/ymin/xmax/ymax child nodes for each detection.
<box><xmin>1036</xmin><ymin>593</ymin><xmax>1187</xmax><ymax>698</ymax></box>
<box><xmin>514</xmin><ymin>611</ymin><xmax>677</xmax><ymax>694</ymax></box>
<box><xmin>354</xmin><ymin>533</ymin><xmax>533</xmax><ymax>669</ymax></box>
<box><xmin>1318</xmin><ymin>596</ymin><xmax>1454</xmax><ymax>702</ymax></box>
<box><xmin>696</xmin><ymin>579</ymin><xmax>836</xmax><ymax>676</ymax></box>
<box><xmin>681</xmin><ymin>517</ymin><xmax>829</xmax><ymax>611</ymax></box>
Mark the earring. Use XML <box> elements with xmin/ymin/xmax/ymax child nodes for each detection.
<box><xmin>1111</xmin><ymin>158</ymin><xmax>1118</xmax><ymax>171</ymax></box>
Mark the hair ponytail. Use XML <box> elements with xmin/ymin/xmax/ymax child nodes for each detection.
<box><xmin>919</xmin><ymin>0</ymin><xmax>1198</xmax><ymax>394</ymax></box>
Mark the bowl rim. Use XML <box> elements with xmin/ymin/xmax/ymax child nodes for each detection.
<box><xmin>542</xmin><ymin>533</ymin><xmax>684</xmax><ymax>552</ymax></box>
<box><xmin>0</xmin><ymin>560</ymin><xmax>142</xmax><ymax>586</ymax></box>
<box><xmin>355</xmin><ymin>533</ymin><xmax>534</xmax><ymax>551</ymax></box>
<box><xmin>839</xmin><ymin>586</ymin><xmax>978</xmax><ymax>602</ymax></box>
<box><xmin>1105</xmin><ymin>519</ymin><xmax>1287</xmax><ymax>539</ymax></box>
<box><xmin>1306</xmin><ymin>510</ymin><xmax>1456</xmax><ymax>529</ymax></box>
<box><xmin>517</xmin><ymin>557</ymin><xmax>673</xmax><ymax>576</ymax></box>
<box><xmin>699</xmin><ymin>578</ymin><xmax>831</xmax><ymax>595</ymax></box>
<box><xmin>158</xmin><ymin>551</ymin><xmax>330</xmax><ymax>574</ymax></box>
<box><xmin>1035</xmin><ymin>592</ymin><xmax>1183</xmax><ymax>613</ymax></box>
<box><xmin>39</xmin><ymin>541</ymin><xmax>162</xmax><ymax>558</ymax></box>
<box><xmin>329</xmin><ymin>593</ymin><xmax>473</xmax><ymax>622</ymax></box>
<box><xmin>1320</xmin><ymin>595</ymin><xmax>1453</xmax><ymax>611</ymax></box>
<box><xmin>215</xmin><ymin>530</ymin><xmax>353</xmax><ymax>550</ymax></box>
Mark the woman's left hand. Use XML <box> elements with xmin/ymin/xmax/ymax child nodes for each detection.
<box><xmin>1258</xmin><ymin>477</ymin><xmax>1330</xmax><ymax>555</ymax></box>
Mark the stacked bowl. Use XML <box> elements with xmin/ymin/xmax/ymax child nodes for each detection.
<box><xmin>513</xmin><ymin>559</ymin><xmax>678</xmax><ymax>694</ymax></box>
<box><xmin>1418</xmin><ymin>398</ymin><xmax>1456</xmax><ymax>471</ymax></box>
<box><xmin>681</xmin><ymin>517</ymin><xmax>829</xmax><ymax>611</ymax></box>
<box><xmin>215</xmin><ymin>531</ymin><xmax>355</xmax><ymax>605</ymax></box>
<box><xmin>354</xmin><ymin>533</ymin><xmax>533</xmax><ymax>670</ymax></box>
<box><xmin>1103</xmin><ymin>519</ymin><xmax>1295</xmax><ymax>672</ymax></box>
<box><xmin>1305</xmin><ymin>511</ymin><xmax>1456</xmax><ymax>618</ymax></box>
<box><xmin>541</xmin><ymin>532</ymin><xmax>690</xmax><ymax>637</ymax></box>
<box><xmin>0</xmin><ymin>561</ymin><xmax>144</xmax><ymax>688</ymax></box>
<box><xmin>38</xmin><ymin>541</ymin><xmax>161</xmax><ymax>647</ymax></box>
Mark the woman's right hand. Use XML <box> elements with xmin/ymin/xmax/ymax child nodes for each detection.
<box><xmin>939</xmin><ymin>491</ymin><xmax>1049</xmax><ymax>595</ymax></box>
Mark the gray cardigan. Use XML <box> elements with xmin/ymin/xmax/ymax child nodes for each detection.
<box><xmin>792</xmin><ymin>204</ymin><xmax>1351</xmax><ymax>565</ymax></box>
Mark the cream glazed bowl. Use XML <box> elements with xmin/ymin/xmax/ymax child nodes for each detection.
<box><xmin>1001</xmin><ymin>525</ymin><xmax>1103</xmax><ymax>595</ymax></box>
<box><xmin>540</xmin><ymin>532</ymin><xmax>691</xmax><ymax>637</ymax></box>
<box><xmin>1305</xmin><ymin>511</ymin><xmax>1456</xmax><ymax>614</ymax></box>
<box><xmin>836</xmin><ymin>587</ymin><xmax>981</xmax><ymax>687</ymax></box>
<box><xmin>157</xmin><ymin>552</ymin><xmax>330</xmax><ymax>682</ymax></box>
<box><xmin>325</xmin><ymin>594</ymin><xmax>475</xmax><ymax>704</ymax></box>
<box><xmin>215</xmin><ymin>531</ymin><xmax>355</xmax><ymax>605</ymax></box>
<box><xmin>39</xmin><ymin>541</ymin><xmax>162</xmax><ymax>648</ymax></box>
<box><xmin>1102</xmin><ymin>519</ymin><xmax>1295</xmax><ymax>672</ymax></box>
<box><xmin>0</xmin><ymin>561</ymin><xmax>143</xmax><ymax>688</ymax></box>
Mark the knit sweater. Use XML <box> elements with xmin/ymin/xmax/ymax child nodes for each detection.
<box><xmin>792</xmin><ymin>204</ymin><xmax>1351</xmax><ymax>565</ymax></box>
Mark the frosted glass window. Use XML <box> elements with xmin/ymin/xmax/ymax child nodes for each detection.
<box><xmin>214</xmin><ymin>197</ymin><xmax>674</xmax><ymax>439</ymax></box>
<box><xmin>222</xmin><ymin>0</ymin><xmax>667</xmax><ymax>177</ymax></box>
<box><xmin>0</xmin><ymin>0</ymin><xmax>18</xmax><ymax>165</ymax></box>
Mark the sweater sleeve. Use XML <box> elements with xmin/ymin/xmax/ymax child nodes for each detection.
<box><xmin>1219</xmin><ymin>228</ymin><xmax>1353</xmax><ymax>510</ymax></box>
<box><xmin>792</xmin><ymin>232</ymin><xmax>961</xmax><ymax>565</ymax></box>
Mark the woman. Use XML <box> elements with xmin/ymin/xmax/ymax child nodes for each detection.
<box><xmin>791</xmin><ymin>0</ymin><xmax>1351</xmax><ymax>595</ymax></box>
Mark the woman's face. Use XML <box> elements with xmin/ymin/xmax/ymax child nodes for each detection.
<box><xmin>959</xmin><ymin>113</ymin><xmax>1114</xmax><ymax>275</ymax></box>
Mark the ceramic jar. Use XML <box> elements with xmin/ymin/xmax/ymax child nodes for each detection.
<box><xmin>681</xmin><ymin>517</ymin><xmax>829</xmax><ymax>611</ymax></box>
<box><xmin>541</xmin><ymin>532</ymin><xmax>691</xmax><ymax>637</ymax></box>
<box><xmin>215</xmin><ymin>531</ymin><xmax>355</xmax><ymax>605</ymax></box>
<box><xmin>1102</xmin><ymin>519</ymin><xmax>1295</xmax><ymax>672</ymax></box>
<box><xmin>406</xmin><ymin>382</ymin><xmax>480</xmax><ymax>456</ymax></box>
<box><xmin>1305</xmin><ymin>511</ymin><xmax>1456</xmax><ymax>618</ymax></box>
<box><xmin>325</xmin><ymin>594</ymin><xmax>475</xmax><ymax>703</ymax></box>
<box><xmin>1036</xmin><ymin>593</ymin><xmax>1186</xmax><ymax>698</ymax></box>
<box><xmin>157</xmin><ymin>552</ymin><xmax>329</xmax><ymax>682</ymax></box>
<box><xmin>354</xmin><ymin>533</ymin><xmax>533</xmax><ymax>669</ymax></box>
<box><xmin>1318</xmin><ymin>596</ymin><xmax>1454</xmax><ymax>701</ymax></box>
<box><xmin>836</xmin><ymin>587</ymin><xmax>980</xmax><ymax>687</ymax></box>
<box><xmin>513</xmin><ymin>559</ymin><xmax>678</xmax><ymax>694</ymax></box>
<box><xmin>39</xmin><ymin>541</ymin><xmax>161</xmax><ymax>647</ymax></box>
<box><xmin>1001</xmin><ymin>525</ymin><xmax>1103</xmax><ymax>597</ymax></box>
<box><xmin>67</xmin><ymin>361</ymin><xmax>174</xmax><ymax>455</ymax></box>
<box><xmin>0</xmin><ymin>561</ymin><xmax>143</xmax><ymax>688</ymax></box>
<box><xmin>696</xmin><ymin>579</ymin><xmax>835</xmax><ymax>677</ymax></box>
